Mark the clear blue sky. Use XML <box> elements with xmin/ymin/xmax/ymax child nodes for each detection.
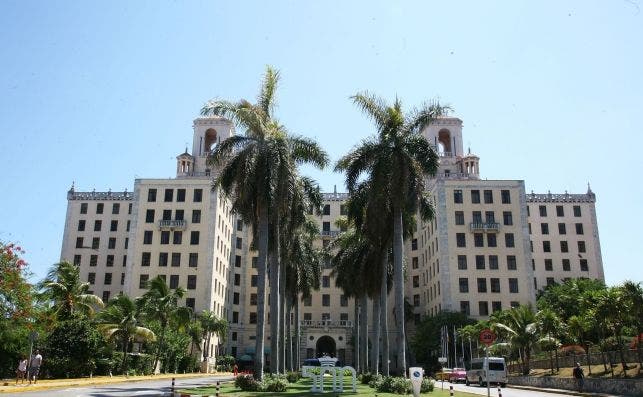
<box><xmin>1</xmin><ymin>1</ymin><xmax>641</xmax><ymax>285</ymax></box>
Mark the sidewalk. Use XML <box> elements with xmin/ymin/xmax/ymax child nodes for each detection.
<box><xmin>0</xmin><ymin>372</ymin><xmax>233</xmax><ymax>394</ymax></box>
<box><xmin>509</xmin><ymin>384</ymin><xmax>620</xmax><ymax>397</ymax></box>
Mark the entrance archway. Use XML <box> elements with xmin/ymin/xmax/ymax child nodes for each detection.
<box><xmin>315</xmin><ymin>335</ymin><xmax>336</xmax><ymax>358</ymax></box>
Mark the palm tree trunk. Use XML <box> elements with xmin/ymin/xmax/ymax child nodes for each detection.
<box><xmin>121</xmin><ymin>336</ymin><xmax>129</xmax><ymax>375</ymax></box>
<box><xmin>279</xmin><ymin>263</ymin><xmax>286</xmax><ymax>373</ymax></box>
<box><xmin>372</xmin><ymin>292</ymin><xmax>381</xmax><ymax>374</ymax></box>
<box><xmin>381</xmin><ymin>252</ymin><xmax>389</xmax><ymax>376</ymax></box>
<box><xmin>354</xmin><ymin>298</ymin><xmax>360</xmax><ymax>371</ymax></box>
<box><xmin>359</xmin><ymin>295</ymin><xmax>368</xmax><ymax>373</ymax></box>
<box><xmin>294</xmin><ymin>297</ymin><xmax>300</xmax><ymax>370</ymax></box>
<box><xmin>392</xmin><ymin>207</ymin><xmax>406</xmax><ymax>376</ymax></box>
<box><xmin>254</xmin><ymin>210</ymin><xmax>269</xmax><ymax>381</ymax></box>
<box><xmin>286</xmin><ymin>296</ymin><xmax>292</xmax><ymax>372</ymax></box>
<box><xmin>617</xmin><ymin>333</ymin><xmax>628</xmax><ymax>376</ymax></box>
<box><xmin>586</xmin><ymin>343</ymin><xmax>592</xmax><ymax>375</ymax></box>
<box><xmin>269</xmin><ymin>226</ymin><xmax>281</xmax><ymax>374</ymax></box>
<box><xmin>154</xmin><ymin>326</ymin><xmax>166</xmax><ymax>373</ymax></box>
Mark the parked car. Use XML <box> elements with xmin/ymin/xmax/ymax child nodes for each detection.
<box><xmin>435</xmin><ymin>368</ymin><xmax>452</xmax><ymax>381</ymax></box>
<box><xmin>449</xmin><ymin>367</ymin><xmax>467</xmax><ymax>383</ymax></box>
<box><xmin>465</xmin><ymin>357</ymin><xmax>507</xmax><ymax>387</ymax></box>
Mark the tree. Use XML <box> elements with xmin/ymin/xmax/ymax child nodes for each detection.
<box><xmin>336</xmin><ymin>93</ymin><xmax>448</xmax><ymax>374</ymax></box>
<box><xmin>536</xmin><ymin>278</ymin><xmax>606</xmax><ymax>322</ymax></box>
<box><xmin>620</xmin><ymin>281</ymin><xmax>643</xmax><ymax>375</ymax></box>
<box><xmin>203</xmin><ymin>66</ymin><xmax>327</xmax><ymax>378</ymax></box>
<box><xmin>139</xmin><ymin>275</ymin><xmax>191</xmax><ymax>372</ymax></box>
<box><xmin>492</xmin><ymin>305</ymin><xmax>538</xmax><ymax>375</ymax></box>
<box><xmin>199</xmin><ymin>310</ymin><xmax>228</xmax><ymax>364</ymax></box>
<box><xmin>38</xmin><ymin>261</ymin><xmax>103</xmax><ymax>319</ymax></box>
<box><xmin>593</xmin><ymin>286</ymin><xmax>631</xmax><ymax>375</ymax></box>
<box><xmin>97</xmin><ymin>294</ymin><xmax>156</xmax><ymax>374</ymax></box>
<box><xmin>535</xmin><ymin>308</ymin><xmax>565</xmax><ymax>373</ymax></box>
<box><xmin>44</xmin><ymin>316</ymin><xmax>103</xmax><ymax>378</ymax></box>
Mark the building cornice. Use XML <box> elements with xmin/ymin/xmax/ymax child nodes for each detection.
<box><xmin>526</xmin><ymin>191</ymin><xmax>595</xmax><ymax>203</ymax></box>
<box><xmin>68</xmin><ymin>190</ymin><xmax>134</xmax><ymax>201</ymax></box>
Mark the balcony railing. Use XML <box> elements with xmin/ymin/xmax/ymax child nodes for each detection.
<box><xmin>320</xmin><ymin>230</ymin><xmax>340</xmax><ymax>238</ymax></box>
<box><xmin>158</xmin><ymin>220</ymin><xmax>187</xmax><ymax>229</ymax></box>
<box><xmin>300</xmin><ymin>320</ymin><xmax>353</xmax><ymax>328</ymax></box>
<box><xmin>469</xmin><ymin>222</ymin><xmax>500</xmax><ymax>232</ymax></box>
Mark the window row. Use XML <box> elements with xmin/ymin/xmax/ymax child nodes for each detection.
<box><xmin>147</xmin><ymin>188</ymin><xmax>202</xmax><ymax>203</ymax></box>
<box><xmin>145</xmin><ymin>209</ymin><xmax>201</xmax><ymax>223</ymax></box>
<box><xmin>138</xmin><ymin>274</ymin><xmax>197</xmax><ymax>289</ymax></box>
<box><xmin>80</xmin><ymin>253</ymin><xmax>127</xmax><ymax>267</ymax></box>
<box><xmin>80</xmin><ymin>202</ymin><xmax>132</xmax><ymax>215</ymax></box>
<box><xmin>87</xmin><ymin>272</ymin><xmax>125</xmax><ymax>286</ymax></box>
<box><xmin>453</xmin><ymin>189</ymin><xmax>512</xmax><ymax>204</ymax></box>
<box><xmin>455</xmin><ymin>211</ymin><xmax>513</xmax><ymax>226</ymax></box>
<box><xmin>75</xmin><ymin>236</ymin><xmax>129</xmax><ymax>250</ymax></box>
<box><xmin>456</xmin><ymin>254</ymin><xmax>518</xmax><ymax>270</ymax></box>
<box><xmin>458</xmin><ymin>277</ymin><xmax>520</xmax><ymax>294</ymax></box>
<box><xmin>460</xmin><ymin>300</ymin><xmax>520</xmax><ymax>316</ymax></box>
<box><xmin>456</xmin><ymin>232</ymin><xmax>515</xmax><ymax>248</ymax></box>
<box><xmin>530</xmin><ymin>204</ymin><xmax>582</xmax><ymax>218</ymax></box>
<box><xmin>540</xmin><ymin>258</ymin><xmax>589</xmax><ymax>272</ymax></box>
<box><xmin>530</xmin><ymin>222</ymin><xmax>584</xmax><ymax>235</ymax></box>
<box><xmin>534</xmin><ymin>240</ymin><xmax>586</xmax><ymax>253</ymax></box>
<box><xmin>143</xmin><ymin>230</ymin><xmax>200</xmax><ymax>245</ymax></box>
<box><xmin>140</xmin><ymin>252</ymin><xmax>198</xmax><ymax>267</ymax></box>
<box><xmin>78</xmin><ymin>219</ymin><xmax>123</xmax><ymax>232</ymax></box>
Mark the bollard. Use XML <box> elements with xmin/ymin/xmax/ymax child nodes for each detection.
<box><xmin>450</xmin><ymin>385</ymin><xmax>454</xmax><ymax>397</ymax></box>
<box><xmin>216</xmin><ymin>380</ymin><xmax>220</xmax><ymax>397</ymax></box>
<box><xmin>498</xmin><ymin>387</ymin><xmax>502</xmax><ymax>397</ymax></box>
<box><xmin>171</xmin><ymin>377</ymin><xmax>175</xmax><ymax>396</ymax></box>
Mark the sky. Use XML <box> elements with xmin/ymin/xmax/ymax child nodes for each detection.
<box><xmin>1</xmin><ymin>1</ymin><xmax>641</xmax><ymax>286</ymax></box>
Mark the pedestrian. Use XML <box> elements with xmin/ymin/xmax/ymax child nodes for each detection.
<box><xmin>29</xmin><ymin>350</ymin><xmax>43</xmax><ymax>384</ymax></box>
<box><xmin>233</xmin><ymin>363</ymin><xmax>238</xmax><ymax>377</ymax></box>
<box><xmin>572</xmin><ymin>362</ymin><xmax>584</xmax><ymax>392</ymax></box>
<box><xmin>16</xmin><ymin>355</ymin><xmax>28</xmax><ymax>385</ymax></box>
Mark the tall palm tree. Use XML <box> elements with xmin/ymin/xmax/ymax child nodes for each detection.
<box><xmin>139</xmin><ymin>275</ymin><xmax>191</xmax><ymax>372</ymax></box>
<box><xmin>38</xmin><ymin>261</ymin><xmax>104</xmax><ymax>319</ymax></box>
<box><xmin>202</xmin><ymin>66</ymin><xmax>327</xmax><ymax>379</ymax></box>
<box><xmin>336</xmin><ymin>92</ymin><xmax>448</xmax><ymax>375</ymax></box>
<box><xmin>536</xmin><ymin>308</ymin><xmax>564</xmax><ymax>373</ymax></box>
<box><xmin>97</xmin><ymin>294</ymin><xmax>156</xmax><ymax>374</ymax></box>
<box><xmin>199</xmin><ymin>310</ymin><xmax>228</xmax><ymax>363</ymax></box>
<box><xmin>493</xmin><ymin>305</ymin><xmax>538</xmax><ymax>375</ymax></box>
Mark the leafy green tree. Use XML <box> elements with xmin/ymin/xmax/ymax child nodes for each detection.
<box><xmin>97</xmin><ymin>294</ymin><xmax>156</xmax><ymax>374</ymax></box>
<box><xmin>336</xmin><ymin>92</ymin><xmax>448</xmax><ymax>374</ymax></box>
<box><xmin>492</xmin><ymin>305</ymin><xmax>538</xmax><ymax>375</ymax></box>
<box><xmin>535</xmin><ymin>308</ymin><xmax>565</xmax><ymax>373</ymax></box>
<box><xmin>620</xmin><ymin>281</ymin><xmax>643</xmax><ymax>374</ymax></box>
<box><xmin>139</xmin><ymin>275</ymin><xmax>191</xmax><ymax>372</ymax></box>
<box><xmin>43</xmin><ymin>316</ymin><xmax>103</xmax><ymax>378</ymax></box>
<box><xmin>38</xmin><ymin>261</ymin><xmax>104</xmax><ymax>319</ymax></box>
<box><xmin>536</xmin><ymin>278</ymin><xmax>606</xmax><ymax>322</ymax></box>
<box><xmin>593</xmin><ymin>286</ymin><xmax>631</xmax><ymax>375</ymax></box>
<box><xmin>199</xmin><ymin>310</ymin><xmax>228</xmax><ymax>363</ymax></box>
<box><xmin>203</xmin><ymin>66</ymin><xmax>327</xmax><ymax>378</ymax></box>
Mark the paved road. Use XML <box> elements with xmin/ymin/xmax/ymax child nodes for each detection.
<box><xmin>437</xmin><ymin>380</ymin><xmax>580</xmax><ymax>397</ymax></box>
<box><xmin>1</xmin><ymin>375</ymin><xmax>233</xmax><ymax>397</ymax></box>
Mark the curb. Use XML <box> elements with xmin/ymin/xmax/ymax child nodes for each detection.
<box><xmin>508</xmin><ymin>384</ymin><xmax>616</xmax><ymax>397</ymax></box>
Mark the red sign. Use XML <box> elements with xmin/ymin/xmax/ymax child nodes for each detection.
<box><xmin>479</xmin><ymin>329</ymin><xmax>496</xmax><ymax>346</ymax></box>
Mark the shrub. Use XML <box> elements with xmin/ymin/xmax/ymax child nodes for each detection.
<box><xmin>286</xmin><ymin>371</ymin><xmax>300</xmax><ymax>383</ymax></box>
<box><xmin>360</xmin><ymin>372</ymin><xmax>374</xmax><ymax>384</ymax></box>
<box><xmin>234</xmin><ymin>374</ymin><xmax>260</xmax><ymax>391</ymax></box>
<box><xmin>421</xmin><ymin>377</ymin><xmax>434</xmax><ymax>392</ymax></box>
<box><xmin>373</xmin><ymin>376</ymin><xmax>412</xmax><ymax>394</ymax></box>
<box><xmin>368</xmin><ymin>373</ymin><xmax>383</xmax><ymax>389</ymax></box>
<box><xmin>263</xmin><ymin>374</ymin><xmax>288</xmax><ymax>392</ymax></box>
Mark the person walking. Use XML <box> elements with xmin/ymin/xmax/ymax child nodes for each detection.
<box><xmin>29</xmin><ymin>350</ymin><xmax>43</xmax><ymax>384</ymax></box>
<box><xmin>16</xmin><ymin>356</ymin><xmax>28</xmax><ymax>385</ymax></box>
<box><xmin>573</xmin><ymin>362</ymin><xmax>584</xmax><ymax>392</ymax></box>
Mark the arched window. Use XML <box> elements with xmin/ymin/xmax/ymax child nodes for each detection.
<box><xmin>204</xmin><ymin>128</ymin><xmax>218</xmax><ymax>153</ymax></box>
<box><xmin>438</xmin><ymin>129</ymin><xmax>452</xmax><ymax>155</ymax></box>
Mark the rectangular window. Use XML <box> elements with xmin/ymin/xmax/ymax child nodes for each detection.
<box><xmin>189</xmin><ymin>253</ymin><xmax>198</xmax><ymax>268</ymax></box>
<box><xmin>474</xmin><ymin>233</ymin><xmax>484</xmax><ymax>247</ymax></box>
<box><xmin>539</xmin><ymin>205</ymin><xmax>547</xmax><ymax>217</ymax></box>
<box><xmin>92</xmin><ymin>237</ymin><xmax>100</xmax><ymax>249</ymax></box>
<box><xmin>573</xmin><ymin>205</ymin><xmax>582</xmax><ymax>217</ymax></box>
<box><xmin>175</xmin><ymin>209</ymin><xmax>184</xmax><ymax>221</ymax></box>
<box><xmin>322</xmin><ymin>276</ymin><xmax>330</xmax><ymax>288</ymax></box>
<box><xmin>164</xmin><ymin>189</ymin><xmax>173</xmax><ymax>202</ymax></box>
<box><xmin>160</xmin><ymin>231</ymin><xmax>170</xmax><ymax>245</ymax></box>
<box><xmin>411</xmin><ymin>238</ymin><xmax>418</xmax><ymax>250</ymax></box>
<box><xmin>141</xmin><ymin>252</ymin><xmax>151</xmax><ymax>267</ymax></box>
<box><xmin>252</xmin><ymin>257</ymin><xmax>257</xmax><ymax>268</ymax></box>
<box><xmin>128</xmin><ymin>203</ymin><xmax>132</xmax><ymax>214</ymax></box>
<box><xmin>139</xmin><ymin>274</ymin><xmax>149</xmax><ymax>289</ymax></box>
<box><xmin>459</xmin><ymin>278</ymin><xmax>469</xmax><ymax>293</ymax></box>
<box><xmin>88</xmin><ymin>272</ymin><xmax>95</xmax><ymax>284</ymax></box>
<box><xmin>126</xmin><ymin>220</ymin><xmax>130</xmax><ymax>232</ymax></box>
<box><xmin>171</xmin><ymin>253</ymin><xmax>181</xmax><ymax>267</ymax></box>
<box><xmin>492</xmin><ymin>301</ymin><xmax>502</xmax><ymax>313</ymax></box>
<box><xmin>471</xmin><ymin>190</ymin><xmax>480</xmax><ymax>204</ymax></box>
<box><xmin>322</xmin><ymin>294</ymin><xmax>330</xmax><ymax>306</ymax></box>
<box><xmin>162</xmin><ymin>209</ymin><xmax>172</xmax><ymax>221</ymax></box>
<box><xmin>487</xmin><ymin>234</ymin><xmax>497</xmax><ymax>247</ymax></box>
<box><xmin>232</xmin><ymin>312</ymin><xmax>239</xmax><ymax>323</ymax></box>
<box><xmin>234</xmin><ymin>274</ymin><xmax>240</xmax><ymax>286</ymax></box>
<box><xmin>455</xmin><ymin>211</ymin><xmax>464</xmax><ymax>225</ymax></box>
<box><xmin>104</xmin><ymin>273</ymin><xmax>112</xmax><ymax>285</ymax></box>
<box><xmin>193</xmin><ymin>189</ymin><xmax>203</xmax><ymax>202</ymax></box>
<box><xmin>460</xmin><ymin>301</ymin><xmax>470</xmax><ymax>315</ymax></box>
<box><xmin>251</xmin><ymin>275</ymin><xmax>257</xmax><ymax>287</ymax></box>
<box><xmin>575</xmin><ymin>223</ymin><xmax>584</xmax><ymax>235</ymax></box>
<box><xmin>413</xmin><ymin>294</ymin><xmax>421</xmax><ymax>307</ymax></box>
<box><xmin>477</xmin><ymin>278</ymin><xmax>487</xmax><ymax>293</ymax></box>
<box><xmin>190</xmin><ymin>231</ymin><xmax>200</xmax><ymax>245</ymax></box>
<box><xmin>148</xmin><ymin>189</ymin><xmax>157</xmax><ymax>202</ymax></box>
<box><xmin>102</xmin><ymin>291</ymin><xmax>110</xmax><ymax>302</ymax></box>
<box><xmin>501</xmin><ymin>190</ymin><xmax>511</xmax><ymax>204</ymax></box>
<box><xmin>186</xmin><ymin>298</ymin><xmax>195</xmax><ymax>310</ymax></box>
<box><xmin>80</xmin><ymin>203</ymin><xmax>88</xmax><ymax>214</ymax></box>
<box><xmin>412</xmin><ymin>257</ymin><xmax>419</xmax><ymax>269</ymax></box>
<box><xmin>303</xmin><ymin>296</ymin><xmax>311</xmax><ymax>306</ymax></box>
<box><xmin>340</xmin><ymin>204</ymin><xmax>347</xmax><ymax>215</ymax></box>
<box><xmin>76</xmin><ymin>237</ymin><xmax>84</xmax><ymax>248</ymax></box>
<box><xmin>556</xmin><ymin>205</ymin><xmax>564</xmax><ymax>217</ymax></box>
<box><xmin>507</xmin><ymin>255</ymin><xmax>517</xmax><ymax>270</ymax></box>
<box><xmin>545</xmin><ymin>259</ymin><xmax>553</xmax><ymax>271</ymax></box>
<box><xmin>485</xmin><ymin>211</ymin><xmax>495</xmax><ymax>223</ymax></box>
<box><xmin>112</xmin><ymin>203</ymin><xmax>120</xmax><ymax>214</ymax></box>
<box><xmin>547</xmin><ymin>277</ymin><xmax>555</xmax><ymax>286</ymax></box>
<box><xmin>560</xmin><ymin>241</ymin><xmax>569</xmax><ymax>253</ymax></box>
<box><xmin>177</xmin><ymin>189</ymin><xmax>186</xmax><ymax>202</ymax></box>
<box><xmin>96</xmin><ymin>203</ymin><xmax>104</xmax><ymax>214</ymax></box>
<box><xmin>562</xmin><ymin>259</ymin><xmax>571</xmax><ymax>271</ymax></box>
<box><xmin>169</xmin><ymin>275</ymin><xmax>179</xmax><ymax>289</ymax></box>
<box><xmin>577</xmin><ymin>241</ymin><xmax>586</xmax><ymax>253</ymax></box>
<box><xmin>454</xmin><ymin>189</ymin><xmax>463</xmax><ymax>204</ymax></box>
<box><xmin>558</xmin><ymin>223</ymin><xmax>566</xmax><ymax>234</ymax></box>
<box><xmin>340</xmin><ymin>295</ymin><xmax>348</xmax><ymax>307</ymax></box>
<box><xmin>457</xmin><ymin>255</ymin><xmax>467</xmax><ymax>270</ymax></box>
<box><xmin>78</xmin><ymin>220</ymin><xmax>86</xmax><ymax>231</ymax></box>
<box><xmin>509</xmin><ymin>278</ymin><xmax>519</xmax><ymax>293</ymax></box>
<box><xmin>110</xmin><ymin>220</ymin><xmax>118</xmax><ymax>232</ymax></box>
<box><xmin>412</xmin><ymin>276</ymin><xmax>420</xmax><ymax>288</ymax></box>
<box><xmin>323</xmin><ymin>204</ymin><xmax>331</xmax><ymax>215</ymax></box>
<box><xmin>94</xmin><ymin>220</ymin><xmax>102</xmax><ymax>232</ymax></box>
<box><xmin>159</xmin><ymin>252</ymin><xmax>168</xmax><ymax>267</ymax></box>
<box><xmin>236</xmin><ymin>237</ymin><xmax>242</xmax><ymax>249</ymax></box>
<box><xmin>73</xmin><ymin>254</ymin><xmax>81</xmax><ymax>265</ymax></box>
<box><xmin>192</xmin><ymin>210</ymin><xmax>201</xmax><ymax>223</ymax></box>
<box><xmin>580</xmin><ymin>259</ymin><xmax>589</xmax><ymax>272</ymax></box>
<box><xmin>232</xmin><ymin>293</ymin><xmax>240</xmax><ymax>305</ymax></box>
<box><xmin>250</xmin><ymin>293</ymin><xmax>257</xmax><ymax>306</ymax></box>
<box><xmin>106</xmin><ymin>255</ymin><xmax>114</xmax><ymax>267</ymax></box>
<box><xmin>145</xmin><ymin>209</ymin><xmax>155</xmax><ymax>223</ymax></box>
<box><xmin>472</xmin><ymin>211</ymin><xmax>482</xmax><ymax>224</ymax></box>
<box><xmin>505</xmin><ymin>233</ymin><xmax>515</xmax><ymax>248</ymax></box>
<box><xmin>249</xmin><ymin>313</ymin><xmax>257</xmax><ymax>324</ymax></box>
<box><xmin>236</xmin><ymin>219</ymin><xmax>243</xmax><ymax>231</ymax></box>
<box><xmin>90</xmin><ymin>254</ymin><xmax>97</xmax><ymax>266</ymax></box>
<box><xmin>489</xmin><ymin>255</ymin><xmax>499</xmax><ymax>270</ymax></box>
<box><xmin>173</xmin><ymin>231</ymin><xmax>182</xmax><ymax>245</ymax></box>
<box><xmin>490</xmin><ymin>278</ymin><xmax>500</xmax><ymax>293</ymax></box>
<box><xmin>503</xmin><ymin>211</ymin><xmax>513</xmax><ymax>226</ymax></box>
<box><xmin>541</xmin><ymin>223</ymin><xmax>549</xmax><ymax>234</ymax></box>
<box><xmin>143</xmin><ymin>231</ymin><xmax>153</xmax><ymax>244</ymax></box>
<box><xmin>483</xmin><ymin>190</ymin><xmax>493</xmax><ymax>204</ymax></box>
<box><xmin>475</xmin><ymin>255</ymin><xmax>485</xmax><ymax>270</ymax></box>
<box><xmin>456</xmin><ymin>233</ymin><xmax>466</xmax><ymax>247</ymax></box>
<box><xmin>479</xmin><ymin>301</ymin><xmax>489</xmax><ymax>316</ymax></box>
<box><xmin>543</xmin><ymin>241</ymin><xmax>551</xmax><ymax>252</ymax></box>
<box><xmin>187</xmin><ymin>275</ymin><xmax>197</xmax><ymax>289</ymax></box>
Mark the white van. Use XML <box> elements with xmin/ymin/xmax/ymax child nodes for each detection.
<box><xmin>465</xmin><ymin>357</ymin><xmax>507</xmax><ymax>387</ymax></box>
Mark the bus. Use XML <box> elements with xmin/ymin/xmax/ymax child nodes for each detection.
<box><xmin>465</xmin><ymin>357</ymin><xmax>507</xmax><ymax>387</ymax></box>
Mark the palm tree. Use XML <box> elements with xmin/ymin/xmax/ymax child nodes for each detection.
<box><xmin>202</xmin><ymin>66</ymin><xmax>327</xmax><ymax>379</ymax></box>
<box><xmin>187</xmin><ymin>318</ymin><xmax>203</xmax><ymax>358</ymax></box>
<box><xmin>199</xmin><ymin>310</ymin><xmax>228</xmax><ymax>364</ymax></box>
<box><xmin>139</xmin><ymin>275</ymin><xmax>191</xmax><ymax>372</ymax></box>
<box><xmin>336</xmin><ymin>93</ymin><xmax>448</xmax><ymax>375</ymax></box>
<box><xmin>621</xmin><ymin>281</ymin><xmax>643</xmax><ymax>375</ymax></box>
<box><xmin>593</xmin><ymin>287</ymin><xmax>631</xmax><ymax>375</ymax></box>
<box><xmin>536</xmin><ymin>308</ymin><xmax>564</xmax><ymax>373</ymax></box>
<box><xmin>39</xmin><ymin>261</ymin><xmax>104</xmax><ymax>319</ymax></box>
<box><xmin>493</xmin><ymin>305</ymin><xmax>538</xmax><ymax>375</ymax></box>
<box><xmin>97</xmin><ymin>294</ymin><xmax>156</xmax><ymax>374</ymax></box>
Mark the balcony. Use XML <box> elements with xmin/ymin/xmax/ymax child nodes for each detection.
<box><xmin>158</xmin><ymin>220</ymin><xmax>187</xmax><ymax>230</ymax></box>
<box><xmin>469</xmin><ymin>222</ymin><xmax>500</xmax><ymax>233</ymax></box>
<box><xmin>300</xmin><ymin>320</ymin><xmax>353</xmax><ymax>328</ymax></box>
<box><xmin>320</xmin><ymin>230</ymin><xmax>340</xmax><ymax>238</ymax></box>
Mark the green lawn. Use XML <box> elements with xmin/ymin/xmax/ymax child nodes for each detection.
<box><xmin>179</xmin><ymin>377</ymin><xmax>479</xmax><ymax>396</ymax></box>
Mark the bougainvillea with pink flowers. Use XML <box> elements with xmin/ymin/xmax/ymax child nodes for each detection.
<box><xmin>0</xmin><ymin>242</ymin><xmax>33</xmax><ymax>321</ymax></box>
